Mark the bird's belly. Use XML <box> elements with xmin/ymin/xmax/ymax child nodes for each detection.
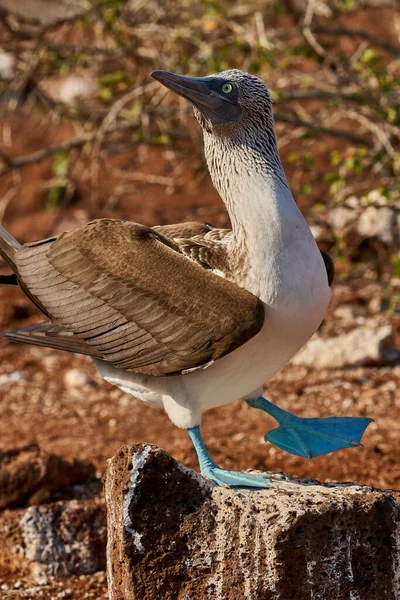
<box><xmin>95</xmin><ymin>255</ymin><xmax>330</xmax><ymax>422</ymax></box>
<box><xmin>93</xmin><ymin>360</ymin><xmax>165</xmax><ymax>409</ymax></box>
<box><xmin>185</xmin><ymin>282</ymin><xmax>330</xmax><ymax>410</ymax></box>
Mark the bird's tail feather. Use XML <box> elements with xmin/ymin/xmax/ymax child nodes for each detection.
<box><xmin>1</xmin><ymin>322</ymin><xmax>103</xmax><ymax>357</ymax></box>
<box><xmin>0</xmin><ymin>225</ymin><xmax>21</xmax><ymax>272</ymax></box>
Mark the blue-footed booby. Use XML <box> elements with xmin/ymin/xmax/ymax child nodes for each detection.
<box><xmin>0</xmin><ymin>70</ymin><xmax>371</xmax><ymax>487</ymax></box>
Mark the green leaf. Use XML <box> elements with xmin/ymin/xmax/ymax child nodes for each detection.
<box><xmin>47</xmin><ymin>186</ymin><xmax>64</xmax><ymax>210</ymax></box>
<box><xmin>392</xmin><ymin>256</ymin><xmax>400</xmax><ymax>278</ymax></box>
<box><xmin>361</xmin><ymin>48</ymin><xmax>378</xmax><ymax>64</ymax></box>
<box><xmin>330</xmin><ymin>151</ymin><xmax>342</xmax><ymax>166</ymax></box>
<box><xmin>52</xmin><ymin>153</ymin><xmax>70</xmax><ymax>178</ymax></box>
<box><xmin>98</xmin><ymin>87</ymin><xmax>113</xmax><ymax>103</ymax></box>
<box><xmin>301</xmin><ymin>184</ymin><xmax>312</xmax><ymax>195</ymax></box>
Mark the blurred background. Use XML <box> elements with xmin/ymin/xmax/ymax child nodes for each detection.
<box><xmin>0</xmin><ymin>0</ymin><xmax>399</xmax><ymax>479</ymax></box>
<box><xmin>0</xmin><ymin>0</ymin><xmax>400</xmax><ymax>471</ymax></box>
<box><xmin>0</xmin><ymin>0</ymin><xmax>399</xmax><ymax>596</ymax></box>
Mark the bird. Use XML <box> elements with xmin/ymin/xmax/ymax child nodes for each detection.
<box><xmin>0</xmin><ymin>69</ymin><xmax>371</xmax><ymax>487</ymax></box>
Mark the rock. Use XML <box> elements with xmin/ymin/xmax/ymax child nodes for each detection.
<box><xmin>0</xmin><ymin>498</ymin><xmax>106</xmax><ymax>580</ymax></box>
<box><xmin>0</xmin><ymin>371</ymin><xmax>22</xmax><ymax>386</ymax></box>
<box><xmin>64</xmin><ymin>368</ymin><xmax>94</xmax><ymax>389</ymax></box>
<box><xmin>0</xmin><ymin>444</ymin><xmax>97</xmax><ymax>510</ymax></box>
<box><xmin>326</xmin><ymin>201</ymin><xmax>399</xmax><ymax>248</ymax></box>
<box><xmin>0</xmin><ymin>50</ymin><xmax>15</xmax><ymax>81</ymax></box>
<box><xmin>39</xmin><ymin>75</ymin><xmax>97</xmax><ymax>106</ymax></box>
<box><xmin>0</xmin><ymin>0</ymin><xmax>87</xmax><ymax>25</ymax></box>
<box><xmin>309</xmin><ymin>224</ymin><xmax>328</xmax><ymax>242</ymax></box>
<box><xmin>327</xmin><ymin>205</ymin><xmax>356</xmax><ymax>235</ymax></box>
<box><xmin>292</xmin><ymin>324</ymin><xmax>397</xmax><ymax>369</ymax></box>
<box><xmin>356</xmin><ymin>205</ymin><xmax>400</xmax><ymax>247</ymax></box>
<box><xmin>105</xmin><ymin>443</ymin><xmax>400</xmax><ymax>600</ymax></box>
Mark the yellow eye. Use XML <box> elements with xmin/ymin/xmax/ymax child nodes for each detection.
<box><xmin>221</xmin><ymin>83</ymin><xmax>233</xmax><ymax>94</ymax></box>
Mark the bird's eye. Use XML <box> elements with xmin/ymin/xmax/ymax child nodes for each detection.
<box><xmin>221</xmin><ymin>83</ymin><xmax>233</xmax><ymax>94</ymax></box>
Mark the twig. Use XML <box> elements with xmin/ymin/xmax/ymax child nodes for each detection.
<box><xmin>275</xmin><ymin>89</ymin><xmax>379</xmax><ymax>105</ymax></box>
<box><xmin>254</xmin><ymin>11</ymin><xmax>273</xmax><ymax>49</ymax></box>
<box><xmin>274</xmin><ymin>113</ymin><xmax>374</xmax><ymax>147</ymax></box>
<box><xmin>312</xmin><ymin>25</ymin><xmax>400</xmax><ymax>57</ymax></box>
<box><xmin>302</xmin><ymin>0</ymin><xmax>338</xmax><ymax>67</ymax></box>
<box><xmin>0</xmin><ymin>122</ymin><xmax>135</xmax><ymax>176</ymax></box>
<box><xmin>112</xmin><ymin>170</ymin><xmax>184</xmax><ymax>187</ymax></box>
<box><xmin>0</xmin><ymin>169</ymin><xmax>21</xmax><ymax>223</ymax></box>
<box><xmin>348</xmin><ymin>41</ymin><xmax>369</xmax><ymax>67</ymax></box>
<box><xmin>0</xmin><ymin>148</ymin><xmax>12</xmax><ymax>166</ymax></box>
<box><xmin>331</xmin><ymin>110</ymin><xmax>398</xmax><ymax>159</ymax></box>
<box><xmin>90</xmin><ymin>82</ymin><xmax>158</xmax><ymax>207</ymax></box>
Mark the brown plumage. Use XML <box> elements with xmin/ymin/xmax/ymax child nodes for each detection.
<box><xmin>0</xmin><ymin>219</ymin><xmax>264</xmax><ymax>376</ymax></box>
<box><xmin>154</xmin><ymin>221</ymin><xmax>231</xmax><ymax>272</ymax></box>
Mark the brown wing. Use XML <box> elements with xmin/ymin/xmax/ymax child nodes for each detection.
<box><xmin>154</xmin><ymin>221</ymin><xmax>233</xmax><ymax>274</ymax></box>
<box><xmin>153</xmin><ymin>221</ymin><xmax>214</xmax><ymax>239</ymax></box>
<box><xmin>3</xmin><ymin>321</ymin><xmax>103</xmax><ymax>357</ymax></box>
<box><xmin>11</xmin><ymin>219</ymin><xmax>264</xmax><ymax>376</ymax></box>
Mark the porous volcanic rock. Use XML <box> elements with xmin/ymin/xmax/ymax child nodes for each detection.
<box><xmin>105</xmin><ymin>443</ymin><xmax>400</xmax><ymax>600</ymax></box>
<box><xmin>0</xmin><ymin>497</ymin><xmax>106</xmax><ymax>581</ymax></box>
<box><xmin>292</xmin><ymin>323</ymin><xmax>397</xmax><ymax>369</ymax></box>
<box><xmin>0</xmin><ymin>443</ymin><xmax>97</xmax><ymax>510</ymax></box>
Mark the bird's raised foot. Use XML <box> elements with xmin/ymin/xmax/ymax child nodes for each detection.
<box><xmin>247</xmin><ymin>396</ymin><xmax>372</xmax><ymax>459</ymax></box>
<box><xmin>201</xmin><ymin>465</ymin><xmax>270</xmax><ymax>488</ymax></box>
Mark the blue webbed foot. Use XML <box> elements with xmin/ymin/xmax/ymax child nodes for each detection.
<box><xmin>247</xmin><ymin>397</ymin><xmax>372</xmax><ymax>459</ymax></box>
<box><xmin>201</xmin><ymin>464</ymin><xmax>269</xmax><ymax>488</ymax></box>
<box><xmin>187</xmin><ymin>426</ymin><xmax>269</xmax><ymax>488</ymax></box>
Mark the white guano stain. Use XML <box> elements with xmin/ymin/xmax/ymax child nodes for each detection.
<box><xmin>306</xmin><ymin>560</ymin><xmax>317</xmax><ymax>600</ymax></box>
<box><xmin>176</xmin><ymin>462</ymin><xmax>211</xmax><ymax>491</ymax></box>
<box><xmin>106</xmin><ymin>458</ymin><xmax>116</xmax><ymax>599</ymax></box>
<box><xmin>210</xmin><ymin>479</ymin><xmax>360</xmax><ymax>598</ymax></box>
<box><xmin>123</xmin><ymin>446</ymin><xmax>151</xmax><ymax>553</ymax></box>
<box><xmin>238</xmin><ymin>507</ymin><xmax>253</xmax><ymax>599</ymax></box>
<box><xmin>207</xmin><ymin>502</ymin><xmax>234</xmax><ymax>600</ymax></box>
<box><xmin>206</xmin><ymin>488</ymin><xmax>281</xmax><ymax>599</ymax></box>
<box><xmin>253</xmin><ymin>518</ymin><xmax>261</xmax><ymax>591</ymax></box>
<box><xmin>344</xmin><ymin>532</ymin><xmax>355</xmax><ymax>583</ymax></box>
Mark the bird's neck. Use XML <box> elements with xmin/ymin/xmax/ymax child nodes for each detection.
<box><xmin>204</xmin><ymin>133</ymin><xmax>315</xmax><ymax>303</ymax></box>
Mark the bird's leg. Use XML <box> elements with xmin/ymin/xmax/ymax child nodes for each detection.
<box><xmin>246</xmin><ymin>396</ymin><xmax>372</xmax><ymax>459</ymax></box>
<box><xmin>187</xmin><ymin>426</ymin><xmax>269</xmax><ymax>488</ymax></box>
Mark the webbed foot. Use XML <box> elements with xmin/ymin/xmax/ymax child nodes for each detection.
<box><xmin>201</xmin><ymin>464</ymin><xmax>269</xmax><ymax>488</ymax></box>
<box><xmin>247</xmin><ymin>396</ymin><xmax>372</xmax><ymax>459</ymax></box>
<box><xmin>187</xmin><ymin>425</ymin><xmax>269</xmax><ymax>488</ymax></box>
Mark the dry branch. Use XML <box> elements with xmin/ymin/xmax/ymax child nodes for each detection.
<box><xmin>274</xmin><ymin>114</ymin><xmax>374</xmax><ymax>147</ymax></box>
<box><xmin>0</xmin><ymin>111</ymin><xmax>382</xmax><ymax>179</ymax></box>
<box><xmin>0</xmin><ymin>123</ymin><xmax>136</xmax><ymax>176</ymax></box>
<box><xmin>312</xmin><ymin>25</ymin><xmax>400</xmax><ymax>57</ymax></box>
<box><xmin>275</xmin><ymin>90</ymin><xmax>379</xmax><ymax>105</ymax></box>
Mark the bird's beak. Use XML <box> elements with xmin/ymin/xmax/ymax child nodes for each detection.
<box><xmin>151</xmin><ymin>70</ymin><xmax>241</xmax><ymax>125</ymax></box>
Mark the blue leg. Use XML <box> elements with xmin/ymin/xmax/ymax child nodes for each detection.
<box><xmin>247</xmin><ymin>397</ymin><xmax>372</xmax><ymax>459</ymax></box>
<box><xmin>187</xmin><ymin>426</ymin><xmax>269</xmax><ymax>488</ymax></box>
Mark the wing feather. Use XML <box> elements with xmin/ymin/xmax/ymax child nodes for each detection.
<box><xmin>12</xmin><ymin>219</ymin><xmax>264</xmax><ymax>375</ymax></box>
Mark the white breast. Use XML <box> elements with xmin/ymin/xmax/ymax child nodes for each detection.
<box><xmin>96</xmin><ymin>167</ymin><xmax>330</xmax><ymax>429</ymax></box>
<box><xmin>186</xmin><ymin>250</ymin><xmax>330</xmax><ymax>411</ymax></box>
<box><xmin>96</xmin><ymin>229</ymin><xmax>330</xmax><ymax>429</ymax></box>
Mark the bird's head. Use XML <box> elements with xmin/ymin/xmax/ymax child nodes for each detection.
<box><xmin>151</xmin><ymin>69</ymin><xmax>274</xmax><ymax>136</ymax></box>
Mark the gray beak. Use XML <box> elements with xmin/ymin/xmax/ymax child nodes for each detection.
<box><xmin>151</xmin><ymin>70</ymin><xmax>241</xmax><ymax>125</ymax></box>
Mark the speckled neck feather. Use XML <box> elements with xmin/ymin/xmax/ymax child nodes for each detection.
<box><xmin>194</xmin><ymin>70</ymin><xmax>299</xmax><ymax>302</ymax></box>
